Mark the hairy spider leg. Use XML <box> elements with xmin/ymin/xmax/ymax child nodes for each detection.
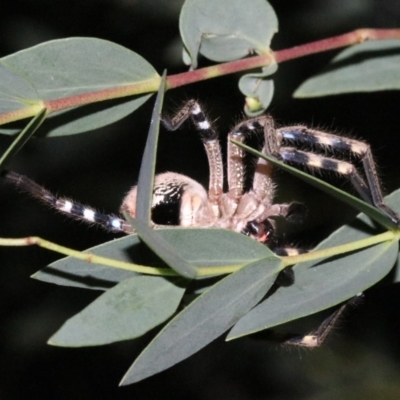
<box><xmin>162</xmin><ymin>101</ymin><xmax>304</xmax><ymax>243</ymax></box>
<box><xmin>2</xmin><ymin>170</ymin><xmax>133</xmax><ymax>233</ymax></box>
<box><xmin>284</xmin><ymin>294</ymin><xmax>363</xmax><ymax>347</ymax></box>
<box><xmin>227</xmin><ymin>117</ymin><xmax>307</xmax><ymax>225</ymax></box>
<box><xmin>277</xmin><ymin>126</ymin><xmax>400</xmax><ymax>225</ymax></box>
<box><xmin>161</xmin><ymin>99</ymin><xmax>223</xmax><ymax>216</ymax></box>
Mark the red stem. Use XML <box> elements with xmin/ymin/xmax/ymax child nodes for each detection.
<box><xmin>167</xmin><ymin>28</ymin><xmax>400</xmax><ymax>89</ymax></box>
<box><xmin>1</xmin><ymin>28</ymin><xmax>400</xmax><ymax>125</ymax></box>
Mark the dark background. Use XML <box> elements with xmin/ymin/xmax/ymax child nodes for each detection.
<box><xmin>1</xmin><ymin>0</ymin><xmax>400</xmax><ymax>399</ymax></box>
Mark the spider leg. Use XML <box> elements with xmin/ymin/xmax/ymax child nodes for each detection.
<box><xmin>278</xmin><ymin>126</ymin><xmax>400</xmax><ymax>225</ymax></box>
<box><xmin>284</xmin><ymin>294</ymin><xmax>363</xmax><ymax>348</ymax></box>
<box><xmin>2</xmin><ymin>170</ymin><xmax>133</xmax><ymax>233</ymax></box>
<box><xmin>228</xmin><ymin>117</ymin><xmax>304</xmax><ymax>223</ymax></box>
<box><xmin>161</xmin><ymin>100</ymin><xmax>223</xmax><ymax>215</ymax></box>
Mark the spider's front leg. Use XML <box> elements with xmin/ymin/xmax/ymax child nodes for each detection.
<box><xmin>161</xmin><ymin>100</ymin><xmax>224</xmax><ymax>216</ymax></box>
<box><xmin>276</xmin><ymin>125</ymin><xmax>400</xmax><ymax>226</ymax></box>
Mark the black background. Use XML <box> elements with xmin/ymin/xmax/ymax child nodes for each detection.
<box><xmin>1</xmin><ymin>1</ymin><xmax>400</xmax><ymax>399</ymax></box>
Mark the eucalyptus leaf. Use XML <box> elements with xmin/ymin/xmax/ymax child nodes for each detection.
<box><xmin>229</xmin><ymin>241</ymin><xmax>398</xmax><ymax>340</ymax></box>
<box><xmin>0</xmin><ymin>108</ymin><xmax>47</xmax><ymax>170</ymax></box>
<box><xmin>120</xmin><ymin>256</ymin><xmax>282</xmax><ymax>385</ymax></box>
<box><xmin>49</xmin><ymin>276</ymin><xmax>187</xmax><ymax>347</ymax></box>
<box><xmin>32</xmin><ymin>234</ymin><xmax>142</xmax><ymax>290</ymax></box>
<box><xmin>128</xmin><ymin>219</ymin><xmax>199</xmax><ymax>279</ymax></box>
<box><xmin>228</xmin><ymin>207</ymin><xmax>399</xmax><ymax>340</ymax></box>
<box><xmin>294</xmin><ymin>40</ymin><xmax>400</xmax><ymax>98</ymax></box>
<box><xmin>134</xmin><ymin>71</ymin><xmax>166</xmax><ymax>225</ymax></box>
<box><xmin>382</xmin><ymin>188</ymin><xmax>400</xmax><ymax>284</ymax></box>
<box><xmin>0</xmin><ymin>38</ymin><xmax>159</xmax><ymax>136</ymax></box>
<box><xmin>0</xmin><ymin>61</ymin><xmax>39</xmax><ymax>114</ymax></box>
<box><xmin>33</xmin><ymin>228</ymin><xmax>273</xmax><ymax>289</ymax></box>
<box><xmin>180</xmin><ymin>0</ymin><xmax>277</xmax><ymax>68</ymax></box>
<box><xmin>239</xmin><ymin>63</ymin><xmax>277</xmax><ymax>116</ymax></box>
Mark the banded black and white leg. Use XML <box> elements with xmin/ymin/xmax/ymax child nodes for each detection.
<box><xmin>161</xmin><ymin>100</ymin><xmax>305</xmax><ymax>243</ymax></box>
<box><xmin>2</xmin><ymin>170</ymin><xmax>133</xmax><ymax>234</ymax></box>
<box><xmin>161</xmin><ymin>99</ymin><xmax>224</xmax><ymax>216</ymax></box>
<box><xmin>230</xmin><ymin>119</ymin><xmax>400</xmax><ymax>225</ymax></box>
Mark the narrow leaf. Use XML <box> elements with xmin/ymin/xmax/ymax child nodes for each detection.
<box><xmin>127</xmin><ymin>219</ymin><xmax>199</xmax><ymax>279</ymax></box>
<box><xmin>382</xmin><ymin>188</ymin><xmax>400</xmax><ymax>284</ymax></box>
<box><xmin>228</xmin><ymin>211</ymin><xmax>399</xmax><ymax>339</ymax></box>
<box><xmin>49</xmin><ymin>276</ymin><xmax>187</xmax><ymax>347</ymax></box>
<box><xmin>0</xmin><ymin>108</ymin><xmax>47</xmax><ymax>170</ymax></box>
<box><xmin>33</xmin><ymin>228</ymin><xmax>272</xmax><ymax>289</ymax></box>
<box><xmin>228</xmin><ymin>189</ymin><xmax>400</xmax><ymax>339</ymax></box>
<box><xmin>120</xmin><ymin>257</ymin><xmax>282</xmax><ymax>385</ymax></box>
<box><xmin>135</xmin><ymin>70</ymin><xmax>166</xmax><ymax>224</ymax></box>
<box><xmin>295</xmin><ymin>40</ymin><xmax>400</xmax><ymax>97</ymax></box>
<box><xmin>32</xmin><ymin>234</ymin><xmax>142</xmax><ymax>290</ymax></box>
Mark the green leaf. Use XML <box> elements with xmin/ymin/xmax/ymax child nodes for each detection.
<box><xmin>294</xmin><ymin>40</ymin><xmax>400</xmax><ymax>98</ymax></box>
<box><xmin>239</xmin><ymin>63</ymin><xmax>277</xmax><ymax>116</ymax></box>
<box><xmin>0</xmin><ymin>38</ymin><xmax>158</xmax><ymax>136</ymax></box>
<box><xmin>135</xmin><ymin>71</ymin><xmax>166</xmax><ymax>225</ymax></box>
<box><xmin>382</xmin><ymin>188</ymin><xmax>400</xmax><ymax>284</ymax></box>
<box><xmin>31</xmin><ymin>234</ymin><xmax>141</xmax><ymax>290</ymax></box>
<box><xmin>0</xmin><ymin>108</ymin><xmax>47</xmax><ymax>170</ymax></box>
<box><xmin>0</xmin><ymin>61</ymin><xmax>40</xmax><ymax>113</ymax></box>
<box><xmin>232</xmin><ymin>140</ymin><xmax>398</xmax><ymax>230</ymax></box>
<box><xmin>128</xmin><ymin>219</ymin><xmax>199</xmax><ymax>279</ymax></box>
<box><xmin>180</xmin><ymin>0</ymin><xmax>278</xmax><ymax>68</ymax></box>
<box><xmin>228</xmin><ymin>213</ymin><xmax>399</xmax><ymax>340</ymax></box>
<box><xmin>49</xmin><ymin>276</ymin><xmax>187</xmax><ymax>347</ymax></box>
<box><xmin>120</xmin><ymin>256</ymin><xmax>282</xmax><ymax>385</ymax></box>
<box><xmin>33</xmin><ymin>228</ymin><xmax>273</xmax><ymax>289</ymax></box>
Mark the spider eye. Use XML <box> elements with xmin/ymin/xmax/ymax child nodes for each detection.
<box><xmin>241</xmin><ymin>220</ymin><xmax>274</xmax><ymax>243</ymax></box>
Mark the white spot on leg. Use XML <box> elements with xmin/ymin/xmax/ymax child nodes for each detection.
<box><xmin>192</xmin><ymin>104</ymin><xmax>201</xmax><ymax>114</ymax></box>
<box><xmin>316</xmin><ymin>136</ymin><xmax>336</xmax><ymax>146</ymax></box>
<box><xmin>198</xmin><ymin>120</ymin><xmax>210</xmax><ymax>130</ymax></box>
<box><xmin>307</xmin><ymin>154</ymin><xmax>323</xmax><ymax>168</ymax></box>
<box><xmin>59</xmin><ymin>200</ymin><xmax>73</xmax><ymax>213</ymax></box>
<box><xmin>336</xmin><ymin>162</ymin><xmax>353</xmax><ymax>175</ymax></box>
<box><xmin>111</xmin><ymin>219</ymin><xmax>122</xmax><ymax>229</ymax></box>
<box><xmin>83</xmin><ymin>208</ymin><xmax>95</xmax><ymax>222</ymax></box>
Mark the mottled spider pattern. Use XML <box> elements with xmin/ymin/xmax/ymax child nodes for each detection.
<box><xmin>3</xmin><ymin>99</ymin><xmax>399</xmax><ymax>347</ymax></box>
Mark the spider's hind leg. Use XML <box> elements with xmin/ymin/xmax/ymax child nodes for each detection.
<box><xmin>283</xmin><ymin>294</ymin><xmax>363</xmax><ymax>348</ymax></box>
